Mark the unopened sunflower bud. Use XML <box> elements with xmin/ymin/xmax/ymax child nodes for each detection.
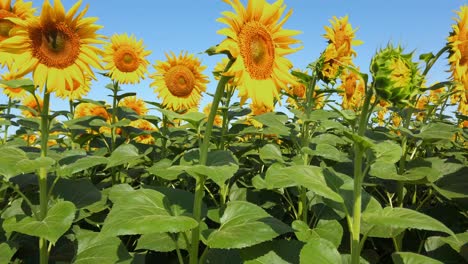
<box><xmin>370</xmin><ymin>45</ymin><xmax>422</xmax><ymax>106</ymax></box>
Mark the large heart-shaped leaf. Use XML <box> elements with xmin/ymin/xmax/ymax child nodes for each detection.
<box><xmin>101</xmin><ymin>186</ymin><xmax>198</xmax><ymax>236</ymax></box>
<box><xmin>300</xmin><ymin>238</ymin><xmax>341</xmax><ymax>264</ymax></box>
<box><xmin>205</xmin><ymin>201</ymin><xmax>291</xmax><ymax>249</ymax></box>
<box><xmin>3</xmin><ymin>201</ymin><xmax>75</xmax><ymax>244</ymax></box>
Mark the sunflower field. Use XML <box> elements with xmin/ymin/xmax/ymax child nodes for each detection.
<box><xmin>0</xmin><ymin>0</ymin><xmax>467</xmax><ymax>263</ymax></box>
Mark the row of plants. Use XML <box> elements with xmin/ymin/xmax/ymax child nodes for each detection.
<box><xmin>0</xmin><ymin>0</ymin><xmax>466</xmax><ymax>263</ymax></box>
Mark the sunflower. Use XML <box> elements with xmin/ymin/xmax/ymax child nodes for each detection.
<box><xmin>103</xmin><ymin>33</ymin><xmax>151</xmax><ymax>84</ymax></box>
<box><xmin>414</xmin><ymin>95</ymin><xmax>428</xmax><ymax>121</ymax></box>
<box><xmin>54</xmin><ymin>73</ymin><xmax>91</xmax><ymax>100</ymax></box>
<box><xmin>150</xmin><ymin>51</ymin><xmax>209</xmax><ymax>112</ymax></box>
<box><xmin>0</xmin><ymin>0</ymin><xmax>103</xmax><ymax>92</ymax></box>
<box><xmin>321</xmin><ymin>16</ymin><xmax>362</xmax><ymax>81</ymax></box>
<box><xmin>203</xmin><ymin>103</ymin><xmax>223</xmax><ymax>127</ymax></box>
<box><xmin>118</xmin><ymin>96</ymin><xmax>148</xmax><ymax>115</ymax></box>
<box><xmin>286</xmin><ymin>72</ymin><xmax>325</xmax><ymax>110</ymax></box>
<box><xmin>1</xmin><ymin>71</ymin><xmax>27</xmax><ymax>99</ymax></box>
<box><xmin>216</xmin><ymin>0</ymin><xmax>301</xmax><ymax>111</ymax></box>
<box><xmin>339</xmin><ymin>68</ymin><xmax>365</xmax><ymax>110</ymax></box>
<box><xmin>129</xmin><ymin>119</ymin><xmax>157</xmax><ymax>144</ymax></box>
<box><xmin>21</xmin><ymin>94</ymin><xmax>42</xmax><ymax>117</ymax></box>
<box><xmin>0</xmin><ymin>0</ymin><xmax>35</xmax><ymax>68</ymax></box>
<box><xmin>74</xmin><ymin>102</ymin><xmax>112</xmax><ymax>134</ymax></box>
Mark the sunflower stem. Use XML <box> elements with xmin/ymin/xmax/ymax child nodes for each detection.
<box><xmin>190</xmin><ymin>59</ymin><xmax>234</xmax><ymax>264</ymax></box>
<box><xmin>39</xmin><ymin>91</ymin><xmax>51</xmax><ymax>264</ymax></box>
<box><xmin>2</xmin><ymin>97</ymin><xmax>13</xmax><ymax>144</ymax></box>
<box><xmin>351</xmin><ymin>84</ymin><xmax>372</xmax><ymax>264</ymax></box>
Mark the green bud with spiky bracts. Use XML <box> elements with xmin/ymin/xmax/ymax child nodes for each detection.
<box><xmin>370</xmin><ymin>44</ymin><xmax>422</xmax><ymax>106</ymax></box>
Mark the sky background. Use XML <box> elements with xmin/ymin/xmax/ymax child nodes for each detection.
<box><xmin>2</xmin><ymin>0</ymin><xmax>468</xmax><ymax>114</ymax></box>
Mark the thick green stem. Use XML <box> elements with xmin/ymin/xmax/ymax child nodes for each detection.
<box><xmin>39</xmin><ymin>91</ymin><xmax>51</xmax><ymax>264</ymax></box>
<box><xmin>110</xmin><ymin>81</ymin><xmax>119</xmax><ymax>152</ymax></box>
<box><xmin>351</xmin><ymin>87</ymin><xmax>373</xmax><ymax>264</ymax></box>
<box><xmin>3</xmin><ymin>98</ymin><xmax>12</xmax><ymax>144</ymax></box>
<box><xmin>189</xmin><ymin>60</ymin><xmax>234</xmax><ymax>264</ymax></box>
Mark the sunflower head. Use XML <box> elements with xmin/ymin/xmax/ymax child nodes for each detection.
<box><xmin>216</xmin><ymin>0</ymin><xmax>301</xmax><ymax>110</ymax></box>
<box><xmin>55</xmin><ymin>74</ymin><xmax>91</xmax><ymax>101</ymax></box>
<box><xmin>1</xmin><ymin>71</ymin><xmax>27</xmax><ymax>99</ymax></box>
<box><xmin>0</xmin><ymin>0</ymin><xmax>103</xmax><ymax>92</ymax></box>
<box><xmin>74</xmin><ymin>102</ymin><xmax>110</xmax><ymax>120</ymax></box>
<box><xmin>118</xmin><ymin>96</ymin><xmax>148</xmax><ymax>115</ymax></box>
<box><xmin>21</xmin><ymin>94</ymin><xmax>42</xmax><ymax>118</ymax></box>
<box><xmin>448</xmin><ymin>6</ymin><xmax>468</xmax><ymax>82</ymax></box>
<box><xmin>339</xmin><ymin>68</ymin><xmax>365</xmax><ymax>110</ymax></box>
<box><xmin>150</xmin><ymin>51</ymin><xmax>208</xmax><ymax>112</ymax></box>
<box><xmin>370</xmin><ymin>45</ymin><xmax>422</xmax><ymax>106</ymax></box>
<box><xmin>103</xmin><ymin>33</ymin><xmax>151</xmax><ymax>84</ymax></box>
<box><xmin>0</xmin><ymin>0</ymin><xmax>35</xmax><ymax>68</ymax></box>
<box><xmin>129</xmin><ymin>119</ymin><xmax>157</xmax><ymax>144</ymax></box>
<box><xmin>203</xmin><ymin>103</ymin><xmax>223</xmax><ymax>127</ymax></box>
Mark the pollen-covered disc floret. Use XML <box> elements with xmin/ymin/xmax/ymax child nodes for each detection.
<box><xmin>370</xmin><ymin>45</ymin><xmax>422</xmax><ymax>106</ymax></box>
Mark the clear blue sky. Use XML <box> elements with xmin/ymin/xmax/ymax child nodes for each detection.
<box><xmin>2</xmin><ymin>0</ymin><xmax>468</xmax><ymax>114</ymax></box>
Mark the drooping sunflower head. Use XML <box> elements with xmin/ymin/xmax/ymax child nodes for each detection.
<box><xmin>150</xmin><ymin>51</ymin><xmax>209</xmax><ymax>112</ymax></box>
<box><xmin>0</xmin><ymin>0</ymin><xmax>35</xmax><ymax>68</ymax></box>
<box><xmin>21</xmin><ymin>94</ymin><xmax>42</xmax><ymax>118</ymax></box>
<box><xmin>1</xmin><ymin>71</ymin><xmax>27</xmax><ymax>99</ymax></box>
<box><xmin>118</xmin><ymin>96</ymin><xmax>148</xmax><ymax>116</ymax></box>
<box><xmin>448</xmin><ymin>6</ymin><xmax>468</xmax><ymax>82</ymax></box>
<box><xmin>339</xmin><ymin>68</ymin><xmax>365</xmax><ymax>110</ymax></box>
<box><xmin>370</xmin><ymin>44</ymin><xmax>422</xmax><ymax>106</ymax></box>
<box><xmin>0</xmin><ymin>0</ymin><xmax>104</xmax><ymax>93</ymax></box>
<box><xmin>54</xmin><ymin>73</ymin><xmax>91</xmax><ymax>101</ymax></box>
<box><xmin>216</xmin><ymin>0</ymin><xmax>302</xmax><ymax>110</ymax></box>
<box><xmin>103</xmin><ymin>33</ymin><xmax>151</xmax><ymax>84</ymax></box>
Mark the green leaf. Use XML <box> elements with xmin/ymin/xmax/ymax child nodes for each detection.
<box><xmin>205</xmin><ymin>201</ymin><xmax>292</xmax><ymax>249</ymax></box>
<box><xmin>203</xmin><ymin>249</ymin><xmax>243</xmax><ymax>264</ymax></box>
<box><xmin>425</xmin><ymin>232</ymin><xmax>468</xmax><ymax>253</ymax></box>
<box><xmin>240</xmin><ymin>240</ymin><xmax>303</xmax><ymax>264</ymax></box>
<box><xmin>105</xmin><ymin>144</ymin><xmax>143</xmax><ymax>169</ymax></box>
<box><xmin>370</xmin><ymin>140</ymin><xmax>402</xmax><ymax>163</ymax></box>
<box><xmin>57</xmin><ymin>156</ymin><xmax>108</xmax><ymax>177</ymax></box>
<box><xmin>16</xmin><ymin>157</ymin><xmax>56</xmax><ymax>174</ymax></box>
<box><xmin>3</xmin><ymin>201</ymin><xmax>75</xmax><ymax>244</ymax></box>
<box><xmin>391</xmin><ymin>252</ymin><xmax>443</xmax><ymax>264</ymax></box>
<box><xmin>340</xmin><ymin>254</ymin><xmax>370</xmax><ymax>264</ymax></box>
<box><xmin>343</xmin><ymin>131</ymin><xmax>374</xmax><ymax>150</ymax></box>
<box><xmin>292</xmin><ymin>220</ymin><xmax>343</xmax><ymax>248</ymax></box>
<box><xmin>146</xmin><ymin>159</ymin><xmax>182</xmax><ymax>181</ymax></box>
<box><xmin>0</xmin><ymin>146</ymin><xmax>28</xmax><ymax>179</ymax></box>
<box><xmin>259</xmin><ymin>144</ymin><xmax>284</xmax><ymax>163</ymax></box>
<box><xmin>303</xmin><ymin>144</ymin><xmax>350</xmax><ymax>162</ymax></box>
<box><xmin>136</xmin><ymin>232</ymin><xmax>186</xmax><ymax>252</ymax></box>
<box><xmin>265</xmin><ymin>165</ymin><xmax>343</xmax><ymax>203</ymax></box>
<box><xmin>0</xmin><ymin>243</ymin><xmax>16</xmax><ymax>264</ymax></box>
<box><xmin>252</xmin><ymin>112</ymin><xmax>290</xmax><ymax>136</ymax></box>
<box><xmin>0</xmin><ymin>79</ymin><xmax>35</xmax><ymax>94</ymax></box>
<box><xmin>310</xmin><ymin>134</ymin><xmax>347</xmax><ymax>146</ymax></box>
<box><xmin>102</xmin><ymin>187</ymin><xmax>198</xmax><ymax>236</ymax></box>
<box><xmin>73</xmin><ymin>228</ymin><xmax>132</xmax><ymax>264</ymax></box>
<box><xmin>362</xmin><ymin>207</ymin><xmax>455</xmax><ymax>236</ymax></box>
<box><xmin>52</xmin><ymin>178</ymin><xmax>102</xmax><ymax>209</ymax></box>
<box><xmin>432</xmin><ymin>167</ymin><xmax>468</xmax><ymax>199</ymax></box>
<box><xmin>300</xmin><ymin>238</ymin><xmax>341</xmax><ymax>264</ymax></box>
<box><xmin>416</xmin><ymin>122</ymin><xmax>459</xmax><ymax>143</ymax></box>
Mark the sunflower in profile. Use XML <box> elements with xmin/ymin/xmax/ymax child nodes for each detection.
<box><xmin>74</xmin><ymin>102</ymin><xmax>112</xmax><ymax>134</ymax></box>
<box><xmin>286</xmin><ymin>70</ymin><xmax>324</xmax><ymax>110</ymax></box>
<box><xmin>1</xmin><ymin>72</ymin><xmax>27</xmax><ymax>99</ymax></box>
<box><xmin>129</xmin><ymin>119</ymin><xmax>157</xmax><ymax>144</ymax></box>
<box><xmin>21</xmin><ymin>94</ymin><xmax>42</xmax><ymax>118</ymax></box>
<box><xmin>55</xmin><ymin>74</ymin><xmax>91</xmax><ymax>101</ymax></box>
<box><xmin>103</xmin><ymin>33</ymin><xmax>151</xmax><ymax>84</ymax></box>
<box><xmin>339</xmin><ymin>69</ymin><xmax>365</xmax><ymax>110</ymax></box>
<box><xmin>0</xmin><ymin>0</ymin><xmax>35</xmax><ymax>68</ymax></box>
<box><xmin>216</xmin><ymin>0</ymin><xmax>301</xmax><ymax>111</ymax></box>
<box><xmin>119</xmin><ymin>96</ymin><xmax>148</xmax><ymax>115</ymax></box>
<box><xmin>321</xmin><ymin>16</ymin><xmax>362</xmax><ymax>81</ymax></box>
<box><xmin>0</xmin><ymin>0</ymin><xmax>103</xmax><ymax>92</ymax></box>
<box><xmin>150</xmin><ymin>51</ymin><xmax>209</xmax><ymax>112</ymax></box>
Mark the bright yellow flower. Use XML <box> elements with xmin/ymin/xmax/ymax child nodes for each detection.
<box><xmin>414</xmin><ymin>95</ymin><xmax>428</xmax><ymax>121</ymax></box>
<box><xmin>0</xmin><ymin>0</ymin><xmax>35</xmax><ymax>68</ymax></box>
<box><xmin>0</xmin><ymin>0</ymin><xmax>103</xmax><ymax>92</ymax></box>
<box><xmin>21</xmin><ymin>94</ymin><xmax>42</xmax><ymax>117</ymax></box>
<box><xmin>448</xmin><ymin>6</ymin><xmax>468</xmax><ymax>84</ymax></box>
<box><xmin>129</xmin><ymin>119</ymin><xmax>157</xmax><ymax>144</ymax></box>
<box><xmin>321</xmin><ymin>16</ymin><xmax>362</xmax><ymax>81</ymax></box>
<box><xmin>21</xmin><ymin>133</ymin><xmax>37</xmax><ymax>145</ymax></box>
<box><xmin>1</xmin><ymin>71</ymin><xmax>27</xmax><ymax>99</ymax></box>
<box><xmin>376</xmin><ymin>99</ymin><xmax>390</xmax><ymax>126</ymax></box>
<box><xmin>391</xmin><ymin>113</ymin><xmax>402</xmax><ymax>128</ymax></box>
<box><xmin>286</xmin><ymin>70</ymin><xmax>325</xmax><ymax>110</ymax></box>
<box><xmin>74</xmin><ymin>102</ymin><xmax>109</xmax><ymax>120</ymax></box>
<box><xmin>54</xmin><ymin>73</ymin><xmax>91</xmax><ymax>100</ymax></box>
<box><xmin>103</xmin><ymin>33</ymin><xmax>151</xmax><ymax>84</ymax></box>
<box><xmin>339</xmin><ymin>69</ymin><xmax>365</xmax><ymax>110</ymax></box>
<box><xmin>216</xmin><ymin>0</ymin><xmax>301</xmax><ymax>111</ymax></box>
<box><xmin>203</xmin><ymin>103</ymin><xmax>223</xmax><ymax>127</ymax></box>
<box><xmin>119</xmin><ymin>96</ymin><xmax>148</xmax><ymax>116</ymax></box>
<box><xmin>429</xmin><ymin>85</ymin><xmax>446</xmax><ymax>104</ymax></box>
<box><xmin>150</xmin><ymin>51</ymin><xmax>209</xmax><ymax>112</ymax></box>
